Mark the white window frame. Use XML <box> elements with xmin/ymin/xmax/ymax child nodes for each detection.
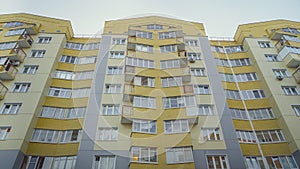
<box><xmin>107</xmin><ymin>66</ymin><xmax>123</xmax><ymax>75</ymax></box>
<box><xmin>30</xmin><ymin>50</ymin><xmax>46</xmax><ymax>58</ymax></box>
<box><xmin>265</xmin><ymin>54</ymin><xmax>279</xmax><ymax>62</ymax></box>
<box><xmin>12</xmin><ymin>83</ymin><xmax>30</xmax><ymax>93</ymax></box>
<box><xmin>109</xmin><ymin>51</ymin><xmax>125</xmax><ymax>58</ymax></box>
<box><xmin>236</xmin><ymin>130</ymin><xmax>256</xmax><ymax>143</ymax></box>
<box><xmin>163</xmin><ymin>96</ymin><xmax>196</xmax><ymax>109</ymax></box>
<box><xmin>40</xmin><ymin>106</ymin><xmax>86</xmax><ymax>119</ymax></box>
<box><xmin>134</xmin><ymin>76</ymin><xmax>155</xmax><ymax>87</ymax></box>
<box><xmin>126</xmin><ymin>57</ymin><xmax>154</xmax><ymax>68</ymax></box>
<box><xmin>0</xmin><ymin>103</ymin><xmax>22</xmax><ymax>114</ymax></box>
<box><xmin>194</xmin><ymin>85</ymin><xmax>210</xmax><ymax>94</ymax></box>
<box><xmin>161</xmin><ymin>77</ymin><xmax>182</xmax><ymax>87</ymax></box>
<box><xmin>132</xmin><ymin>119</ymin><xmax>156</xmax><ymax>134</ymax></box>
<box><xmin>112</xmin><ymin>38</ymin><xmax>126</xmax><ymax>45</ymax></box>
<box><xmin>188</xmin><ymin>52</ymin><xmax>201</xmax><ymax>61</ymax></box>
<box><xmin>131</xmin><ymin>147</ymin><xmax>158</xmax><ymax>163</ymax></box>
<box><xmin>98</xmin><ymin>127</ymin><xmax>118</xmax><ymax>141</ymax></box>
<box><xmin>5</xmin><ymin>28</ymin><xmax>25</xmax><ymax>36</ymax></box>
<box><xmin>105</xmin><ymin>84</ymin><xmax>122</xmax><ymax>94</ymax></box>
<box><xmin>21</xmin><ymin>65</ymin><xmax>38</xmax><ymax>74</ymax></box>
<box><xmin>202</xmin><ymin>128</ymin><xmax>222</xmax><ymax>141</ymax></box>
<box><xmin>136</xmin><ymin>44</ymin><xmax>153</xmax><ymax>53</ymax></box>
<box><xmin>164</xmin><ymin>119</ymin><xmax>189</xmax><ymax>134</ymax></box>
<box><xmin>147</xmin><ymin>24</ymin><xmax>163</xmax><ymax>30</ymax></box>
<box><xmin>197</xmin><ymin>105</ymin><xmax>215</xmax><ymax>115</ymax></box>
<box><xmin>159</xmin><ymin>45</ymin><xmax>177</xmax><ymax>53</ymax></box>
<box><xmin>101</xmin><ymin>104</ymin><xmax>120</xmax><ymax>115</ymax></box>
<box><xmin>273</xmin><ymin>69</ymin><xmax>290</xmax><ymax>77</ymax></box>
<box><xmin>158</xmin><ymin>31</ymin><xmax>175</xmax><ymax>39</ymax></box>
<box><xmin>206</xmin><ymin>155</ymin><xmax>230</xmax><ymax>169</ymax></box>
<box><xmin>31</xmin><ymin>129</ymin><xmax>82</xmax><ymax>143</ymax></box>
<box><xmin>166</xmin><ymin>147</ymin><xmax>194</xmax><ymax>164</ymax></box>
<box><xmin>0</xmin><ymin>42</ymin><xmax>17</xmax><ymax>50</ymax></box>
<box><xmin>258</xmin><ymin>41</ymin><xmax>273</xmax><ymax>48</ymax></box>
<box><xmin>160</xmin><ymin>59</ymin><xmax>180</xmax><ymax>69</ymax></box>
<box><xmin>292</xmin><ymin>105</ymin><xmax>300</xmax><ymax>116</ymax></box>
<box><xmin>133</xmin><ymin>96</ymin><xmax>156</xmax><ymax>109</ymax></box>
<box><xmin>136</xmin><ymin>31</ymin><xmax>153</xmax><ymax>39</ymax></box>
<box><xmin>185</xmin><ymin>40</ymin><xmax>198</xmax><ymax>46</ymax></box>
<box><xmin>282</xmin><ymin>86</ymin><xmax>300</xmax><ymax>95</ymax></box>
<box><xmin>190</xmin><ymin>68</ymin><xmax>206</xmax><ymax>76</ymax></box>
<box><xmin>245</xmin><ymin>156</ymin><xmax>265</xmax><ymax>169</ymax></box>
<box><xmin>256</xmin><ymin>130</ymin><xmax>285</xmax><ymax>143</ymax></box>
<box><xmin>65</xmin><ymin>42</ymin><xmax>83</xmax><ymax>50</ymax></box>
<box><xmin>241</xmin><ymin>89</ymin><xmax>266</xmax><ymax>100</ymax></box>
<box><xmin>59</xmin><ymin>55</ymin><xmax>79</xmax><ymax>64</ymax></box>
<box><xmin>0</xmin><ymin>127</ymin><xmax>11</xmax><ymax>140</ymax></box>
<box><xmin>93</xmin><ymin>156</ymin><xmax>116</xmax><ymax>169</ymax></box>
<box><xmin>37</xmin><ymin>37</ymin><xmax>52</xmax><ymax>44</ymax></box>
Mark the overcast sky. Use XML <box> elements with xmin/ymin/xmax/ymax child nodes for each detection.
<box><xmin>1</xmin><ymin>0</ymin><xmax>300</xmax><ymax>37</ymax></box>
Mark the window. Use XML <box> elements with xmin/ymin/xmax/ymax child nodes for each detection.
<box><xmin>54</xmin><ymin>70</ymin><xmax>93</xmax><ymax>80</ymax></box>
<box><xmin>258</xmin><ymin>41</ymin><xmax>273</xmax><ymax>48</ymax></box>
<box><xmin>245</xmin><ymin>156</ymin><xmax>265</xmax><ymax>169</ymax></box>
<box><xmin>93</xmin><ymin>156</ymin><xmax>116</xmax><ymax>169</ymax></box>
<box><xmin>136</xmin><ymin>31</ymin><xmax>153</xmax><ymax>39</ymax></box>
<box><xmin>12</xmin><ymin>83</ymin><xmax>30</xmax><ymax>93</ymax></box>
<box><xmin>163</xmin><ymin>96</ymin><xmax>196</xmax><ymax>108</ymax></box>
<box><xmin>185</xmin><ymin>40</ymin><xmax>198</xmax><ymax>46</ymax></box>
<box><xmin>282</xmin><ymin>86</ymin><xmax>300</xmax><ymax>95</ymax></box>
<box><xmin>241</xmin><ymin>89</ymin><xmax>266</xmax><ymax>100</ymax></box>
<box><xmin>147</xmin><ymin>24</ymin><xmax>163</xmax><ymax>30</ymax></box>
<box><xmin>78</xmin><ymin>56</ymin><xmax>97</xmax><ymax>64</ymax></box>
<box><xmin>195</xmin><ymin>105</ymin><xmax>215</xmax><ymax>116</ymax></box>
<box><xmin>31</xmin><ymin>129</ymin><xmax>82</xmax><ymax>143</ymax></box>
<box><xmin>132</xmin><ymin>119</ymin><xmax>156</xmax><ymax>134</ymax></box>
<box><xmin>282</xmin><ymin>27</ymin><xmax>300</xmax><ymax>34</ymax></box>
<box><xmin>0</xmin><ymin>42</ymin><xmax>17</xmax><ymax>50</ymax></box>
<box><xmin>4</xmin><ymin>22</ymin><xmax>24</xmax><ymax>28</ymax></box>
<box><xmin>40</xmin><ymin>106</ymin><xmax>86</xmax><ymax>119</ymax></box>
<box><xmin>216</xmin><ymin>58</ymin><xmax>250</xmax><ymax>67</ymax></box>
<box><xmin>231</xmin><ymin>108</ymin><xmax>275</xmax><ymax>120</ymax></box>
<box><xmin>134</xmin><ymin>76</ymin><xmax>155</xmax><ymax>87</ymax></box>
<box><xmin>212</xmin><ymin>46</ymin><xmax>244</xmax><ymax>53</ymax></box>
<box><xmin>107</xmin><ymin>66</ymin><xmax>123</xmax><ymax>75</ymax></box>
<box><xmin>164</xmin><ymin>119</ymin><xmax>189</xmax><ymax>134</ymax></box>
<box><xmin>188</xmin><ymin>53</ymin><xmax>201</xmax><ymax>61</ymax></box>
<box><xmin>98</xmin><ymin>127</ymin><xmax>118</xmax><ymax>141</ymax></box>
<box><xmin>5</xmin><ymin>28</ymin><xmax>25</xmax><ymax>36</ymax></box>
<box><xmin>0</xmin><ymin>103</ymin><xmax>22</xmax><ymax>114</ymax></box>
<box><xmin>166</xmin><ymin>147</ymin><xmax>193</xmax><ymax>164</ymax></box>
<box><xmin>0</xmin><ymin>127</ymin><xmax>11</xmax><ymax>140</ymax></box>
<box><xmin>131</xmin><ymin>147</ymin><xmax>158</xmax><ymax>163</ymax></box>
<box><xmin>273</xmin><ymin>69</ymin><xmax>290</xmax><ymax>77</ymax></box>
<box><xmin>265</xmin><ymin>54</ymin><xmax>279</xmax><ymax>62</ymax></box>
<box><xmin>160</xmin><ymin>59</ymin><xmax>180</xmax><ymax>69</ymax></box>
<box><xmin>101</xmin><ymin>104</ymin><xmax>120</xmax><ymax>115</ymax></box>
<box><xmin>236</xmin><ymin>130</ymin><xmax>256</xmax><ymax>143</ymax></box>
<box><xmin>202</xmin><ymin>128</ymin><xmax>222</xmax><ymax>141</ymax></box>
<box><xmin>136</xmin><ymin>44</ymin><xmax>153</xmax><ymax>53</ymax></box>
<box><xmin>266</xmin><ymin>156</ymin><xmax>298</xmax><ymax>169</ymax></box>
<box><xmin>126</xmin><ymin>57</ymin><xmax>154</xmax><ymax>68</ymax></box>
<box><xmin>159</xmin><ymin>32</ymin><xmax>175</xmax><ymax>39</ymax></box>
<box><xmin>83</xmin><ymin>43</ymin><xmax>100</xmax><ymax>50</ymax></box>
<box><xmin>226</xmin><ymin>90</ymin><xmax>241</xmax><ymax>100</ymax></box>
<box><xmin>161</xmin><ymin>77</ymin><xmax>182</xmax><ymax>87</ymax></box>
<box><xmin>194</xmin><ymin>85</ymin><xmax>210</xmax><ymax>94</ymax></box>
<box><xmin>206</xmin><ymin>155</ymin><xmax>229</xmax><ymax>169</ymax></box>
<box><xmin>59</xmin><ymin>55</ymin><xmax>78</xmax><ymax>64</ymax></box>
<box><xmin>283</xmin><ymin>35</ymin><xmax>300</xmax><ymax>42</ymax></box>
<box><xmin>112</xmin><ymin>38</ymin><xmax>126</xmax><ymax>45</ymax></box>
<box><xmin>65</xmin><ymin>42</ymin><xmax>83</xmax><ymax>50</ymax></box>
<box><xmin>30</xmin><ymin>50</ymin><xmax>45</xmax><ymax>58</ymax></box>
<box><xmin>37</xmin><ymin>37</ymin><xmax>52</xmax><ymax>44</ymax></box>
<box><xmin>222</xmin><ymin>73</ymin><xmax>258</xmax><ymax>82</ymax></box>
<box><xmin>22</xmin><ymin>156</ymin><xmax>77</xmax><ymax>169</ymax></box>
<box><xmin>105</xmin><ymin>84</ymin><xmax>122</xmax><ymax>94</ymax></box>
<box><xmin>133</xmin><ymin>96</ymin><xmax>156</xmax><ymax>108</ymax></box>
<box><xmin>48</xmin><ymin>87</ymin><xmax>90</xmax><ymax>98</ymax></box>
<box><xmin>22</xmin><ymin>65</ymin><xmax>38</xmax><ymax>74</ymax></box>
<box><xmin>256</xmin><ymin>130</ymin><xmax>285</xmax><ymax>143</ymax></box>
<box><xmin>292</xmin><ymin>105</ymin><xmax>300</xmax><ymax>116</ymax></box>
<box><xmin>109</xmin><ymin>51</ymin><xmax>125</xmax><ymax>58</ymax></box>
<box><xmin>190</xmin><ymin>68</ymin><xmax>206</xmax><ymax>76</ymax></box>
<box><xmin>159</xmin><ymin>45</ymin><xmax>177</xmax><ymax>53</ymax></box>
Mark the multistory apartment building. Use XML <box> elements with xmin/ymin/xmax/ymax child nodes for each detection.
<box><xmin>0</xmin><ymin>13</ymin><xmax>299</xmax><ymax>169</ymax></box>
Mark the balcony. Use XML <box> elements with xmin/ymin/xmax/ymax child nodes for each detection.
<box><xmin>0</xmin><ymin>58</ymin><xmax>18</xmax><ymax>80</ymax></box>
<box><xmin>8</xmin><ymin>47</ymin><xmax>27</xmax><ymax>62</ymax></box>
<box><xmin>17</xmin><ymin>32</ymin><xmax>33</xmax><ymax>48</ymax></box>
<box><xmin>278</xmin><ymin>46</ymin><xmax>300</xmax><ymax>68</ymax></box>
<box><xmin>124</xmin><ymin>66</ymin><xmax>135</xmax><ymax>82</ymax></box>
<box><xmin>293</xmin><ymin>67</ymin><xmax>300</xmax><ymax>84</ymax></box>
<box><xmin>0</xmin><ymin>81</ymin><xmax>8</xmax><ymax>100</ymax></box>
<box><xmin>23</xmin><ymin>24</ymin><xmax>39</xmax><ymax>35</ymax></box>
<box><xmin>121</xmin><ymin>105</ymin><xmax>133</xmax><ymax>123</ymax></box>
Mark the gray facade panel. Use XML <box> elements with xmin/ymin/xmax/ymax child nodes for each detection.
<box><xmin>293</xmin><ymin>150</ymin><xmax>300</xmax><ymax>168</ymax></box>
<box><xmin>75</xmin><ymin>35</ymin><xmax>112</xmax><ymax>169</ymax></box>
<box><xmin>0</xmin><ymin>150</ymin><xmax>24</xmax><ymax>169</ymax></box>
<box><xmin>199</xmin><ymin>37</ymin><xmax>246</xmax><ymax>169</ymax></box>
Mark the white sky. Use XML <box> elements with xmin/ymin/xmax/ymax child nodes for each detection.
<box><xmin>1</xmin><ymin>0</ymin><xmax>300</xmax><ymax>37</ymax></box>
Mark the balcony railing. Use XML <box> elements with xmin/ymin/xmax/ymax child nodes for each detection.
<box><xmin>17</xmin><ymin>32</ymin><xmax>33</xmax><ymax>48</ymax></box>
<box><xmin>11</xmin><ymin>47</ymin><xmax>26</xmax><ymax>62</ymax></box>
<box><xmin>0</xmin><ymin>81</ymin><xmax>8</xmax><ymax>100</ymax></box>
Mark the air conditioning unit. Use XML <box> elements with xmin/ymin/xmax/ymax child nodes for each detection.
<box><xmin>188</xmin><ymin>58</ymin><xmax>196</xmax><ymax>63</ymax></box>
<box><xmin>276</xmin><ymin>75</ymin><xmax>284</xmax><ymax>80</ymax></box>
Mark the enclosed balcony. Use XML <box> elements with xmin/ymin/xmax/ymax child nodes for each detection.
<box><xmin>0</xmin><ymin>81</ymin><xmax>8</xmax><ymax>100</ymax></box>
<box><xmin>293</xmin><ymin>67</ymin><xmax>300</xmax><ymax>84</ymax></box>
<box><xmin>121</xmin><ymin>105</ymin><xmax>133</xmax><ymax>123</ymax></box>
<box><xmin>0</xmin><ymin>58</ymin><xmax>18</xmax><ymax>80</ymax></box>
<box><xmin>17</xmin><ymin>32</ymin><xmax>33</xmax><ymax>48</ymax></box>
<box><xmin>8</xmin><ymin>47</ymin><xmax>27</xmax><ymax>62</ymax></box>
<box><xmin>278</xmin><ymin>46</ymin><xmax>300</xmax><ymax>68</ymax></box>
